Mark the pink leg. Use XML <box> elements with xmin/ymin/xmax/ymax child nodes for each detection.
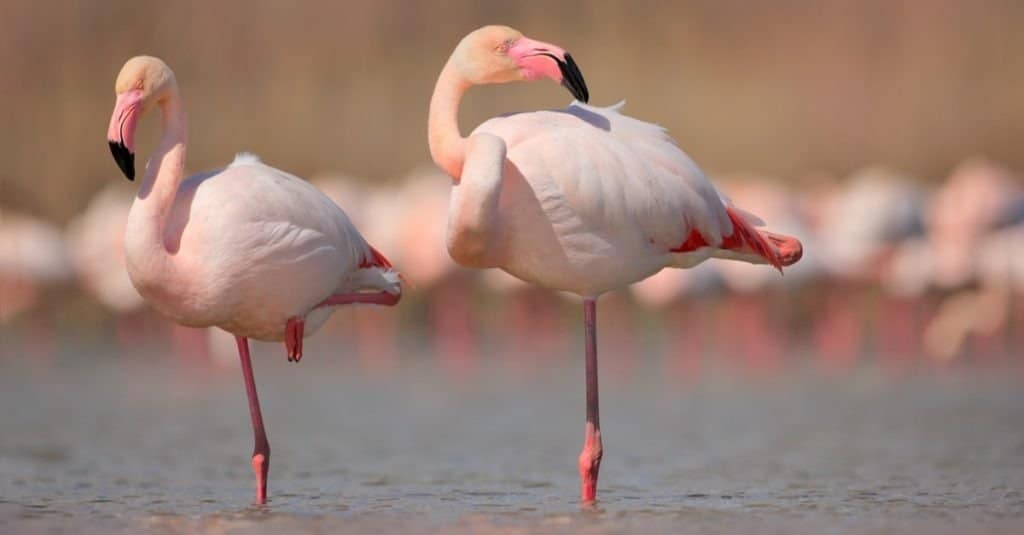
<box><xmin>284</xmin><ymin>291</ymin><xmax>400</xmax><ymax>363</ymax></box>
<box><xmin>317</xmin><ymin>290</ymin><xmax>401</xmax><ymax>308</ymax></box>
<box><xmin>285</xmin><ymin>317</ymin><xmax>304</xmax><ymax>362</ymax></box>
<box><xmin>236</xmin><ymin>336</ymin><xmax>270</xmax><ymax>504</ymax></box>
<box><xmin>579</xmin><ymin>297</ymin><xmax>603</xmax><ymax>503</ymax></box>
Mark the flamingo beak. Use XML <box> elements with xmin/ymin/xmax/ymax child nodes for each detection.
<box><xmin>107</xmin><ymin>89</ymin><xmax>143</xmax><ymax>181</ymax></box>
<box><xmin>510</xmin><ymin>37</ymin><xmax>589</xmax><ymax>103</ymax></box>
<box><xmin>558</xmin><ymin>53</ymin><xmax>589</xmax><ymax>103</ymax></box>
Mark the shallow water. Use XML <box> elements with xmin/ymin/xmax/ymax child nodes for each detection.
<box><xmin>1</xmin><ymin>333</ymin><xmax>1023</xmax><ymax>533</ymax></box>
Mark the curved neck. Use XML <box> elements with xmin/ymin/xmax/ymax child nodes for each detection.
<box><xmin>428</xmin><ymin>59</ymin><xmax>470</xmax><ymax>182</ymax></box>
<box><xmin>133</xmin><ymin>87</ymin><xmax>187</xmax><ymax>259</ymax></box>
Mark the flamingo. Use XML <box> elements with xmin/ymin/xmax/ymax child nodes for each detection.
<box><xmin>390</xmin><ymin>168</ymin><xmax>484</xmax><ymax>374</ymax></box>
<box><xmin>713</xmin><ymin>177</ymin><xmax>815</xmax><ymax>376</ymax></box>
<box><xmin>920</xmin><ymin>159</ymin><xmax>1024</xmax><ymax>361</ymax></box>
<box><xmin>68</xmin><ymin>184</ymin><xmax>237</xmax><ymax>368</ymax></box>
<box><xmin>926</xmin><ymin>158</ymin><xmax>1023</xmax><ymax>290</ymax></box>
<box><xmin>0</xmin><ymin>207</ymin><xmax>72</xmax><ymax>324</ymax></box>
<box><xmin>427</xmin><ymin>26</ymin><xmax>802</xmax><ymax>502</ymax></box>
<box><xmin>105</xmin><ymin>56</ymin><xmax>402</xmax><ymax>503</ymax></box>
<box><xmin>630</xmin><ymin>263</ymin><xmax>721</xmax><ymax>382</ymax></box>
<box><xmin>67</xmin><ymin>184</ymin><xmax>146</xmax><ymax>313</ymax></box>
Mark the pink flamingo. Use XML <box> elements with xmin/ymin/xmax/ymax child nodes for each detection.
<box><xmin>428</xmin><ymin>26</ymin><xmax>802</xmax><ymax>502</ymax></box>
<box><xmin>310</xmin><ymin>174</ymin><xmax>403</xmax><ymax>372</ymax></box>
<box><xmin>391</xmin><ymin>169</ymin><xmax>484</xmax><ymax>375</ymax></box>
<box><xmin>630</xmin><ymin>262</ymin><xmax>721</xmax><ymax>383</ymax></box>
<box><xmin>0</xmin><ymin>207</ymin><xmax>71</xmax><ymax>363</ymax></box>
<box><xmin>69</xmin><ymin>184</ymin><xmax>236</xmax><ymax>368</ymax></box>
<box><xmin>714</xmin><ymin>177</ymin><xmax>814</xmax><ymax>376</ymax></box>
<box><xmin>67</xmin><ymin>184</ymin><xmax>140</xmax><ymax>312</ymax></box>
<box><xmin>480</xmin><ymin>268</ymin><xmax>572</xmax><ymax>371</ymax></box>
<box><xmin>926</xmin><ymin>158</ymin><xmax>1023</xmax><ymax>289</ymax></box>
<box><xmin>976</xmin><ymin>219</ymin><xmax>1024</xmax><ymax>359</ymax></box>
<box><xmin>816</xmin><ymin>168</ymin><xmax>928</xmax><ymax>371</ymax></box>
<box><xmin>0</xmin><ymin>208</ymin><xmax>72</xmax><ymax>324</ymax></box>
<box><xmin>922</xmin><ymin>159</ymin><xmax>1024</xmax><ymax>361</ymax></box>
<box><xmin>105</xmin><ymin>56</ymin><xmax>402</xmax><ymax>503</ymax></box>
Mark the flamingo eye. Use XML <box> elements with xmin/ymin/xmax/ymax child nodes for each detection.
<box><xmin>135</xmin><ymin>79</ymin><xmax>144</xmax><ymax>91</ymax></box>
<box><xmin>496</xmin><ymin>39</ymin><xmax>514</xmax><ymax>54</ymax></box>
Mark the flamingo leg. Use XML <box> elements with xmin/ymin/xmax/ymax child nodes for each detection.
<box><xmin>283</xmin><ymin>291</ymin><xmax>400</xmax><ymax>363</ymax></box>
<box><xmin>285</xmin><ymin>317</ymin><xmax>304</xmax><ymax>362</ymax></box>
<box><xmin>579</xmin><ymin>297</ymin><xmax>603</xmax><ymax>503</ymax></box>
<box><xmin>317</xmin><ymin>290</ymin><xmax>401</xmax><ymax>308</ymax></box>
<box><xmin>236</xmin><ymin>336</ymin><xmax>270</xmax><ymax>504</ymax></box>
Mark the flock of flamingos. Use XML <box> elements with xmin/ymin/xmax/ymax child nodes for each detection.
<box><xmin>2</xmin><ymin>26</ymin><xmax>1023</xmax><ymax>506</ymax></box>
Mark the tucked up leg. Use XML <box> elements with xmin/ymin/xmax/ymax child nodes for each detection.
<box><xmin>286</xmin><ymin>291</ymin><xmax>401</xmax><ymax>363</ymax></box>
<box><xmin>285</xmin><ymin>317</ymin><xmax>304</xmax><ymax>362</ymax></box>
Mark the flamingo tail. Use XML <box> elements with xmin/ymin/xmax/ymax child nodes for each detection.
<box><xmin>672</xmin><ymin>207</ymin><xmax>803</xmax><ymax>272</ymax></box>
<box><xmin>356</xmin><ymin>245</ymin><xmax>406</xmax><ymax>291</ymax></box>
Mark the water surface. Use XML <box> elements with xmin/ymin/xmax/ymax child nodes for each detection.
<box><xmin>2</xmin><ymin>335</ymin><xmax>1023</xmax><ymax>533</ymax></box>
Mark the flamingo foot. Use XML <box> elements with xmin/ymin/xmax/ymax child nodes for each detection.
<box><xmin>253</xmin><ymin>452</ymin><xmax>269</xmax><ymax>504</ymax></box>
<box><xmin>285</xmin><ymin>317</ymin><xmax>304</xmax><ymax>362</ymax></box>
<box><xmin>578</xmin><ymin>422</ymin><xmax>603</xmax><ymax>503</ymax></box>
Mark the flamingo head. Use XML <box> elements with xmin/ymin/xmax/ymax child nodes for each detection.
<box><xmin>107</xmin><ymin>56</ymin><xmax>176</xmax><ymax>181</ymax></box>
<box><xmin>452</xmin><ymin>25</ymin><xmax>588</xmax><ymax>103</ymax></box>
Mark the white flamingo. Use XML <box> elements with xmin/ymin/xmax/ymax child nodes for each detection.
<box><xmin>105</xmin><ymin>56</ymin><xmax>402</xmax><ymax>503</ymax></box>
<box><xmin>427</xmin><ymin>26</ymin><xmax>802</xmax><ymax>502</ymax></box>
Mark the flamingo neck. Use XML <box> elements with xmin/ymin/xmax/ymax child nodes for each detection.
<box><xmin>428</xmin><ymin>59</ymin><xmax>471</xmax><ymax>182</ymax></box>
<box><xmin>131</xmin><ymin>88</ymin><xmax>187</xmax><ymax>265</ymax></box>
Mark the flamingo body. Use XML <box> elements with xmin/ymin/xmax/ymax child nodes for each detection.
<box><xmin>106</xmin><ymin>56</ymin><xmax>401</xmax><ymax>503</ymax></box>
<box><xmin>124</xmin><ymin>154</ymin><xmax>398</xmax><ymax>341</ymax></box>
<box><xmin>429</xmin><ymin>26</ymin><xmax>803</xmax><ymax>503</ymax></box>
<box><xmin>460</xmin><ymin>102</ymin><xmax>796</xmax><ymax>296</ymax></box>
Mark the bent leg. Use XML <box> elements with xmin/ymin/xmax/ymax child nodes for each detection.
<box><xmin>317</xmin><ymin>290</ymin><xmax>401</xmax><ymax>308</ymax></box>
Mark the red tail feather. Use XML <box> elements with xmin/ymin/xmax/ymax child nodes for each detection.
<box><xmin>721</xmin><ymin>207</ymin><xmax>784</xmax><ymax>271</ymax></box>
<box><xmin>360</xmin><ymin>244</ymin><xmax>410</xmax><ymax>287</ymax></box>
<box><xmin>670</xmin><ymin>207</ymin><xmax>802</xmax><ymax>271</ymax></box>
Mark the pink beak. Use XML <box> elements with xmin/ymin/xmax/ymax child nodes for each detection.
<box><xmin>107</xmin><ymin>89</ymin><xmax>143</xmax><ymax>180</ymax></box>
<box><xmin>509</xmin><ymin>37</ymin><xmax>589</xmax><ymax>102</ymax></box>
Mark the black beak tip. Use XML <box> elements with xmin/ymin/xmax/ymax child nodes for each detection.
<box><xmin>558</xmin><ymin>53</ymin><xmax>589</xmax><ymax>104</ymax></box>
<box><xmin>108</xmin><ymin>140</ymin><xmax>135</xmax><ymax>181</ymax></box>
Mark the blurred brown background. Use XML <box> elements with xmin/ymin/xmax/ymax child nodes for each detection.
<box><xmin>2</xmin><ymin>0</ymin><xmax>1023</xmax><ymax>222</ymax></box>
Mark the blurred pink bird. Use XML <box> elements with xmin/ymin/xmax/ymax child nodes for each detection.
<box><xmin>713</xmin><ymin>177</ymin><xmax>813</xmax><ymax>376</ymax></box>
<box><xmin>428</xmin><ymin>26</ymin><xmax>802</xmax><ymax>502</ymax></box>
<box><xmin>105</xmin><ymin>57</ymin><xmax>401</xmax><ymax>503</ymax></box>
<box><xmin>391</xmin><ymin>168</ymin><xmax>483</xmax><ymax>373</ymax></box>
<box><xmin>814</xmin><ymin>168</ymin><xmax>927</xmax><ymax>371</ymax></box>
<box><xmin>0</xmin><ymin>207</ymin><xmax>72</xmax><ymax>324</ymax></box>
<box><xmin>0</xmin><ymin>207</ymin><xmax>70</xmax><ymax>364</ymax></box>
<box><xmin>921</xmin><ymin>159</ymin><xmax>1024</xmax><ymax>360</ymax></box>
<box><xmin>67</xmin><ymin>185</ymin><xmax>147</xmax><ymax>322</ymax></box>
<box><xmin>927</xmin><ymin>158</ymin><xmax>1023</xmax><ymax>289</ymax></box>
<box><xmin>310</xmin><ymin>174</ymin><xmax>404</xmax><ymax>371</ymax></box>
<box><xmin>69</xmin><ymin>184</ymin><xmax>238</xmax><ymax>367</ymax></box>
